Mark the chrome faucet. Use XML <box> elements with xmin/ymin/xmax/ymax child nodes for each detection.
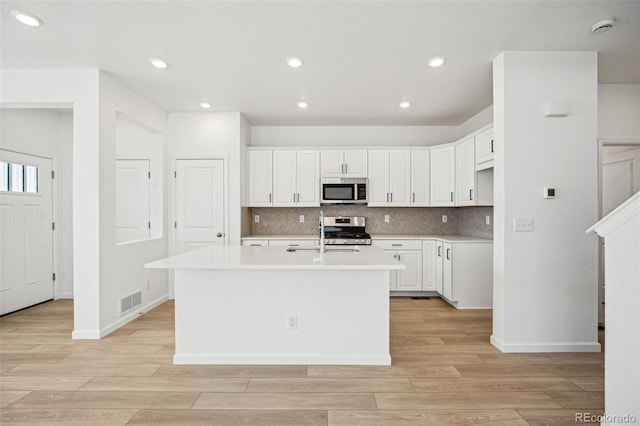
<box><xmin>319</xmin><ymin>210</ymin><xmax>325</xmax><ymax>254</ymax></box>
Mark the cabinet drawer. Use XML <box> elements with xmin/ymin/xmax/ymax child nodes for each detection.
<box><xmin>372</xmin><ymin>239</ymin><xmax>422</xmax><ymax>250</ymax></box>
<box><xmin>268</xmin><ymin>239</ymin><xmax>318</xmax><ymax>247</ymax></box>
<box><xmin>241</xmin><ymin>239</ymin><xmax>269</xmax><ymax>247</ymax></box>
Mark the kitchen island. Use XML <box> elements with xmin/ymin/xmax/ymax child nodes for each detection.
<box><xmin>146</xmin><ymin>245</ymin><xmax>404</xmax><ymax>365</ymax></box>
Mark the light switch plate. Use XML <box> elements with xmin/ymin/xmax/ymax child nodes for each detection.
<box><xmin>384</xmin><ymin>214</ymin><xmax>390</xmax><ymax>223</ymax></box>
<box><xmin>442</xmin><ymin>215</ymin><xmax>447</xmax><ymax>223</ymax></box>
<box><xmin>486</xmin><ymin>215</ymin><xmax>491</xmax><ymax>225</ymax></box>
<box><xmin>254</xmin><ymin>215</ymin><xmax>260</xmax><ymax>223</ymax></box>
<box><xmin>514</xmin><ymin>217</ymin><xmax>533</xmax><ymax>232</ymax></box>
<box><xmin>299</xmin><ymin>215</ymin><xmax>304</xmax><ymax>223</ymax></box>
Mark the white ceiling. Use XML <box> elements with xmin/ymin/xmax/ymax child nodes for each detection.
<box><xmin>2</xmin><ymin>1</ymin><xmax>639</xmax><ymax>126</ymax></box>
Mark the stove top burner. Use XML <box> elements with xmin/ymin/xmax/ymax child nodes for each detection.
<box><xmin>325</xmin><ymin>231</ymin><xmax>371</xmax><ymax>239</ymax></box>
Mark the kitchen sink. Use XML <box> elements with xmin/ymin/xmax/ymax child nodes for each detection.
<box><xmin>285</xmin><ymin>247</ymin><xmax>360</xmax><ymax>253</ymax></box>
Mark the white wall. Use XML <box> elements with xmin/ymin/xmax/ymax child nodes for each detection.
<box><xmin>599</xmin><ymin>84</ymin><xmax>640</xmax><ymax>141</ymax></box>
<box><xmin>167</xmin><ymin>112</ymin><xmax>244</xmax><ymax>248</ymax></box>
<box><xmin>251</xmin><ymin>125</ymin><xmax>458</xmax><ymax>147</ymax></box>
<box><xmin>0</xmin><ymin>109</ymin><xmax>74</xmax><ymax>298</ymax></box>
<box><xmin>492</xmin><ymin>52</ymin><xmax>600</xmax><ymax>352</ymax></box>
<box><xmin>98</xmin><ymin>72</ymin><xmax>169</xmax><ymax>335</ymax></box>
<box><xmin>0</xmin><ymin>69</ymin><xmax>102</xmax><ymax>338</ymax></box>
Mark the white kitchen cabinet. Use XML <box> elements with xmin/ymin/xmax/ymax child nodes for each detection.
<box><xmin>410</xmin><ymin>149</ymin><xmax>430</xmax><ymax>206</ymax></box>
<box><xmin>422</xmin><ymin>240</ymin><xmax>437</xmax><ymax>291</ymax></box>
<box><xmin>430</xmin><ymin>145</ymin><xmax>455</xmax><ymax>206</ymax></box>
<box><xmin>268</xmin><ymin>239</ymin><xmax>318</xmax><ymax>247</ymax></box>
<box><xmin>321</xmin><ymin>149</ymin><xmax>367</xmax><ymax>178</ymax></box>
<box><xmin>437</xmin><ymin>240</ymin><xmax>493</xmax><ymax>309</ymax></box>
<box><xmin>254</xmin><ymin>149</ymin><xmax>319</xmax><ymax>207</ymax></box>
<box><xmin>247</xmin><ymin>150</ymin><xmax>273</xmax><ymax>206</ymax></box>
<box><xmin>241</xmin><ymin>239</ymin><xmax>269</xmax><ymax>247</ymax></box>
<box><xmin>372</xmin><ymin>240</ymin><xmax>422</xmax><ymax>291</ymax></box>
<box><xmin>455</xmin><ymin>138</ymin><xmax>475</xmax><ymax>206</ymax></box>
<box><xmin>435</xmin><ymin>240</ymin><xmax>444</xmax><ymax>294</ymax></box>
<box><xmin>475</xmin><ymin>127</ymin><xmax>494</xmax><ymax>171</ymax></box>
<box><xmin>367</xmin><ymin>149</ymin><xmax>411</xmax><ymax>207</ymax></box>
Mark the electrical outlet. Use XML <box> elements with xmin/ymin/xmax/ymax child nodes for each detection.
<box><xmin>254</xmin><ymin>215</ymin><xmax>260</xmax><ymax>223</ymax></box>
<box><xmin>287</xmin><ymin>315</ymin><xmax>297</xmax><ymax>330</ymax></box>
<box><xmin>384</xmin><ymin>214</ymin><xmax>390</xmax><ymax>223</ymax></box>
<box><xmin>513</xmin><ymin>217</ymin><xmax>533</xmax><ymax>232</ymax></box>
<box><xmin>299</xmin><ymin>215</ymin><xmax>304</xmax><ymax>223</ymax></box>
<box><xmin>486</xmin><ymin>215</ymin><xmax>491</xmax><ymax>225</ymax></box>
<box><xmin>442</xmin><ymin>215</ymin><xmax>448</xmax><ymax>223</ymax></box>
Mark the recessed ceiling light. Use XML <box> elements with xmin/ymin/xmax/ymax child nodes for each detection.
<box><xmin>428</xmin><ymin>57</ymin><xmax>445</xmax><ymax>68</ymax></box>
<box><xmin>399</xmin><ymin>101</ymin><xmax>411</xmax><ymax>109</ymax></box>
<box><xmin>200</xmin><ymin>102</ymin><xmax>211</xmax><ymax>109</ymax></box>
<box><xmin>287</xmin><ymin>57</ymin><xmax>303</xmax><ymax>68</ymax></box>
<box><xmin>297</xmin><ymin>101</ymin><xmax>308</xmax><ymax>109</ymax></box>
<box><xmin>591</xmin><ymin>19</ymin><xmax>615</xmax><ymax>34</ymax></box>
<box><xmin>149</xmin><ymin>58</ymin><xmax>168</xmax><ymax>69</ymax></box>
<box><xmin>11</xmin><ymin>10</ymin><xmax>43</xmax><ymax>27</ymax></box>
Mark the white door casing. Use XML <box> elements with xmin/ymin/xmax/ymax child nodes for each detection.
<box><xmin>175</xmin><ymin>159</ymin><xmax>226</xmax><ymax>254</ymax></box>
<box><xmin>115</xmin><ymin>159</ymin><xmax>150</xmax><ymax>243</ymax></box>
<box><xmin>0</xmin><ymin>150</ymin><xmax>54</xmax><ymax>315</ymax></box>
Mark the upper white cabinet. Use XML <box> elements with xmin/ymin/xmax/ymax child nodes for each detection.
<box><xmin>430</xmin><ymin>145</ymin><xmax>455</xmax><ymax>206</ymax></box>
<box><xmin>247</xmin><ymin>150</ymin><xmax>273</xmax><ymax>206</ymax></box>
<box><xmin>321</xmin><ymin>149</ymin><xmax>367</xmax><ymax>178</ymax></box>
<box><xmin>368</xmin><ymin>149</ymin><xmax>411</xmax><ymax>206</ymax></box>
<box><xmin>248</xmin><ymin>149</ymin><xmax>319</xmax><ymax>207</ymax></box>
<box><xmin>273</xmin><ymin>150</ymin><xmax>320</xmax><ymax>207</ymax></box>
<box><xmin>410</xmin><ymin>149</ymin><xmax>430</xmax><ymax>206</ymax></box>
<box><xmin>475</xmin><ymin>127</ymin><xmax>494</xmax><ymax>171</ymax></box>
<box><xmin>455</xmin><ymin>138</ymin><xmax>475</xmax><ymax>206</ymax></box>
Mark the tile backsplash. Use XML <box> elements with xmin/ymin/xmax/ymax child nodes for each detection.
<box><xmin>247</xmin><ymin>205</ymin><xmax>493</xmax><ymax>239</ymax></box>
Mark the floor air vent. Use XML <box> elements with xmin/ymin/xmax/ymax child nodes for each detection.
<box><xmin>120</xmin><ymin>291</ymin><xmax>142</xmax><ymax>315</ymax></box>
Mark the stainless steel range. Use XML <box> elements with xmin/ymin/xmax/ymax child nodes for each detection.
<box><xmin>322</xmin><ymin>216</ymin><xmax>372</xmax><ymax>246</ymax></box>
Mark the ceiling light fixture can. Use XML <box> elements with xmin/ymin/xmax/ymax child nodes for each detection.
<box><xmin>400</xmin><ymin>101</ymin><xmax>411</xmax><ymax>109</ymax></box>
<box><xmin>200</xmin><ymin>102</ymin><xmax>211</xmax><ymax>109</ymax></box>
<box><xmin>149</xmin><ymin>58</ymin><xmax>168</xmax><ymax>69</ymax></box>
<box><xmin>287</xmin><ymin>57</ymin><xmax>303</xmax><ymax>68</ymax></box>
<box><xmin>297</xmin><ymin>101</ymin><xmax>308</xmax><ymax>109</ymax></box>
<box><xmin>428</xmin><ymin>57</ymin><xmax>445</xmax><ymax>67</ymax></box>
<box><xmin>591</xmin><ymin>19</ymin><xmax>615</xmax><ymax>34</ymax></box>
<box><xmin>11</xmin><ymin>10</ymin><xmax>43</xmax><ymax>27</ymax></box>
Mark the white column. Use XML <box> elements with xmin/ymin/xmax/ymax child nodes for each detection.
<box><xmin>492</xmin><ymin>52</ymin><xmax>600</xmax><ymax>352</ymax></box>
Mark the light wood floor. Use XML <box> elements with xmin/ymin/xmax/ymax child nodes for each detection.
<box><xmin>0</xmin><ymin>297</ymin><xmax>604</xmax><ymax>425</ymax></box>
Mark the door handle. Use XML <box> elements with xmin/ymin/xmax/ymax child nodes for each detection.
<box><xmin>470</xmin><ymin>189</ymin><xmax>473</xmax><ymax>200</ymax></box>
<box><xmin>216</xmin><ymin>232</ymin><xmax>223</xmax><ymax>237</ymax></box>
<box><xmin>269</xmin><ymin>193</ymin><xmax>272</xmax><ymax>203</ymax></box>
<box><xmin>412</xmin><ymin>192</ymin><xmax>415</xmax><ymax>202</ymax></box>
<box><xmin>390</xmin><ymin>193</ymin><xmax>393</xmax><ymax>202</ymax></box>
<box><xmin>293</xmin><ymin>193</ymin><xmax>296</xmax><ymax>202</ymax></box>
<box><xmin>450</xmin><ymin>192</ymin><xmax>453</xmax><ymax>202</ymax></box>
<box><xmin>491</xmin><ymin>139</ymin><xmax>494</xmax><ymax>153</ymax></box>
<box><xmin>437</xmin><ymin>246</ymin><xmax>441</xmax><ymax>257</ymax></box>
<box><xmin>446</xmin><ymin>248</ymin><xmax>450</xmax><ymax>260</ymax></box>
<box><xmin>344</xmin><ymin>164</ymin><xmax>348</xmax><ymax>174</ymax></box>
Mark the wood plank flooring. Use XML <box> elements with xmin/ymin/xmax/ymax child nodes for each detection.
<box><xmin>0</xmin><ymin>298</ymin><xmax>604</xmax><ymax>425</ymax></box>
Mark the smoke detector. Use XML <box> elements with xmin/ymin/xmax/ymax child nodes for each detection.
<box><xmin>591</xmin><ymin>19</ymin><xmax>615</xmax><ymax>34</ymax></box>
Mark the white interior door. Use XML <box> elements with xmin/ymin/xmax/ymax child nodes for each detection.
<box><xmin>116</xmin><ymin>159</ymin><xmax>150</xmax><ymax>243</ymax></box>
<box><xmin>175</xmin><ymin>159</ymin><xmax>225</xmax><ymax>254</ymax></box>
<box><xmin>0</xmin><ymin>150</ymin><xmax>54</xmax><ymax>315</ymax></box>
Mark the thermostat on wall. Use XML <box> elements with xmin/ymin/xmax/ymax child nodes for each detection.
<box><xmin>543</xmin><ymin>187</ymin><xmax>556</xmax><ymax>199</ymax></box>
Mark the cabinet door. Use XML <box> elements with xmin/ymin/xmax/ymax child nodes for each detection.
<box><xmin>443</xmin><ymin>242</ymin><xmax>453</xmax><ymax>300</ymax></box>
<box><xmin>296</xmin><ymin>151</ymin><xmax>320</xmax><ymax>206</ymax></box>
<box><xmin>389</xmin><ymin>150</ymin><xmax>411</xmax><ymax>206</ymax></box>
<box><xmin>386</xmin><ymin>249</ymin><xmax>397</xmax><ymax>290</ymax></box>
<box><xmin>422</xmin><ymin>240</ymin><xmax>437</xmax><ymax>291</ymax></box>
<box><xmin>320</xmin><ymin>150</ymin><xmax>344</xmax><ymax>177</ymax></box>
<box><xmin>242</xmin><ymin>239</ymin><xmax>269</xmax><ymax>246</ymax></box>
<box><xmin>435</xmin><ymin>240</ymin><xmax>444</xmax><ymax>294</ymax></box>
<box><xmin>268</xmin><ymin>239</ymin><xmax>317</xmax><ymax>247</ymax></box>
<box><xmin>411</xmin><ymin>149</ymin><xmax>430</xmax><ymax>206</ymax></box>
<box><xmin>430</xmin><ymin>145</ymin><xmax>455</xmax><ymax>206</ymax></box>
<box><xmin>344</xmin><ymin>150</ymin><xmax>368</xmax><ymax>177</ymax></box>
<box><xmin>475</xmin><ymin>127</ymin><xmax>494</xmax><ymax>170</ymax></box>
<box><xmin>455</xmin><ymin>138</ymin><xmax>475</xmax><ymax>206</ymax></box>
<box><xmin>367</xmin><ymin>150</ymin><xmax>389</xmax><ymax>206</ymax></box>
<box><xmin>247</xmin><ymin>150</ymin><xmax>273</xmax><ymax>206</ymax></box>
<box><xmin>272</xmin><ymin>150</ymin><xmax>297</xmax><ymax>207</ymax></box>
<box><xmin>396</xmin><ymin>249</ymin><xmax>423</xmax><ymax>291</ymax></box>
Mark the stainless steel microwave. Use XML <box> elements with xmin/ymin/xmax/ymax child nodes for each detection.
<box><xmin>321</xmin><ymin>178</ymin><xmax>368</xmax><ymax>204</ymax></box>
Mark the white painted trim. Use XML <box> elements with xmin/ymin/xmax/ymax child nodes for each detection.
<box><xmin>174</xmin><ymin>354</ymin><xmax>391</xmax><ymax>365</ymax></box>
<box><xmin>491</xmin><ymin>335</ymin><xmax>600</xmax><ymax>353</ymax></box>
<box><xmin>588</xmin><ymin>191</ymin><xmax>640</xmax><ymax>236</ymax></box>
<box><xmin>58</xmin><ymin>292</ymin><xmax>74</xmax><ymax>299</ymax></box>
<box><xmin>71</xmin><ymin>294</ymin><xmax>169</xmax><ymax>340</ymax></box>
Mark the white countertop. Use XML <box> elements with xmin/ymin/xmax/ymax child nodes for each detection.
<box><xmin>146</xmin><ymin>245</ymin><xmax>406</xmax><ymax>270</ymax></box>
<box><xmin>242</xmin><ymin>234</ymin><xmax>492</xmax><ymax>243</ymax></box>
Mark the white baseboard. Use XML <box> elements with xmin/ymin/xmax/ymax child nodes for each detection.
<box><xmin>491</xmin><ymin>334</ymin><xmax>601</xmax><ymax>353</ymax></box>
<box><xmin>57</xmin><ymin>292</ymin><xmax>74</xmax><ymax>299</ymax></box>
<box><xmin>71</xmin><ymin>294</ymin><xmax>169</xmax><ymax>340</ymax></box>
<box><xmin>174</xmin><ymin>353</ymin><xmax>391</xmax><ymax>366</ymax></box>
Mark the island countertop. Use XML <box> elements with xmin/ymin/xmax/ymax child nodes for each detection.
<box><xmin>145</xmin><ymin>245</ymin><xmax>406</xmax><ymax>271</ymax></box>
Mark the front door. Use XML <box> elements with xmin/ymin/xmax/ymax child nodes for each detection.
<box><xmin>175</xmin><ymin>159</ymin><xmax>225</xmax><ymax>253</ymax></box>
<box><xmin>0</xmin><ymin>150</ymin><xmax>54</xmax><ymax>315</ymax></box>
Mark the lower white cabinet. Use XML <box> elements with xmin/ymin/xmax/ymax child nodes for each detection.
<box><xmin>241</xmin><ymin>239</ymin><xmax>269</xmax><ymax>247</ymax></box>
<box><xmin>267</xmin><ymin>239</ymin><xmax>318</xmax><ymax>247</ymax></box>
<box><xmin>436</xmin><ymin>240</ymin><xmax>493</xmax><ymax>309</ymax></box>
<box><xmin>422</xmin><ymin>240</ymin><xmax>437</xmax><ymax>291</ymax></box>
<box><xmin>372</xmin><ymin>240</ymin><xmax>422</xmax><ymax>291</ymax></box>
